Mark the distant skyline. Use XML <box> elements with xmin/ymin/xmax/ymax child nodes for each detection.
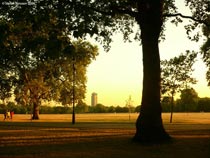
<box><xmin>84</xmin><ymin>2</ymin><xmax>210</xmax><ymax>106</ymax></box>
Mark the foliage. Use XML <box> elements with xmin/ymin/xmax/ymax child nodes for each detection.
<box><xmin>0</xmin><ymin>0</ymin><xmax>208</xmax><ymax>52</ymax></box>
<box><xmin>0</xmin><ymin>76</ymin><xmax>12</xmax><ymax>102</ymax></box>
<box><xmin>58</xmin><ymin>40</ymin><xmax>98</xmax><ymax>106</ymax></box>
<box><xmin>161</xmin><ymin>88</ymin><xmax>210</xmax><ymax>112</ymax></box>
<box><xmin>0</xmin><ymin>0</ymin><xmax>184</xmax><ymax>51</ymax></box>
<box><xmin>75</xmin><ymin>100</ymin><xmax>89</xmax><ymax>113</ymax></box>
<box><xmin>161</xmin><ymin>96</ymin><xmax>172</xmax><ymax>112</ymax></box>
<box><xmin>179</xmin><ymin>88</ymin><xmax>199</xmax><ymax>112</ymax></box>
<box><xmin>0</xmin><ymin>102</ymin><xmax>30</xmax><ymax>114</ymax></box>
<box><xmin>161</xmin><ymin>51</ymin><xmax>197</xmax><ymax>97</ymax></box>
<box><xmin>161</xmin><ymin>51</ymin><xmax>197</xmax><ymax>122</ymax></box>
<box><xmin>0</xmin><ymin>101</ymin><xmax>139</xmax><ymax>114</ymax></box>
<box><xmin>162</xmin><ymin>98</ymin><xmax>210</xmax><ymax>113</ymax></box>
<box><xmin>197</xmin><ymin>97</ymin><xmax>210</xmax><ymax>112</ymax></box>
<box><xmin>201</xmin><ymin>15</ymin><xmax>210</xmax><ymax>86</ymax></box>
<box><xmin>0</xmin><ymin>9</ymin><xmax>98</xmax><ymax>119</ymax></box>
<box><xmin>1</xmin><ymin>98</ymin><xmax>210</xmax><ymax>114</ymax></box>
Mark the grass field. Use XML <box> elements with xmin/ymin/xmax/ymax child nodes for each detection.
<box><xmin>0</xmin><ymin>113</ymin><xmax>210</xmax><ymax>158</ymax></box>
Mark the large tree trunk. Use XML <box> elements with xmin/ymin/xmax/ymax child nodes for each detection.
<box><xmin>133</xmin><ymin>0</ymin><xmax>171</xmax><ymax>143</ymax></box>
<box><xmin>32</xmin><ymin>102</ymin><xmax>39</xmax><ymax>120</ymax></box>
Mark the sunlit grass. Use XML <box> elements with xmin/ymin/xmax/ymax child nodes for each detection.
<box><xmin>0</xmin><ymin>113</ymin><xmax>210</xmax><ymax>158</ymax></box>
<box><xmin>2</xmin><ymin>112</ymin><xmax>210</xmax><ymax>123</ymax></box>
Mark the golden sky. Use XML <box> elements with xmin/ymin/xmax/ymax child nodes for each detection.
<box><xmin>84</xmin><ymin>2</ymin><xmax>210</xmax><ymax>106</ymax></box>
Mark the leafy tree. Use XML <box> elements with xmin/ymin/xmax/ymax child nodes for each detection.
<box><xmin>161</xmin><ymin>51</ymin><xmax>197</xmax><ymax>122</ymax></box>
<box><xmin>0</xmin><ymin>3</ymin><xmax>98</xmax><ymax>119</ymax></box>
<box><xmin>179</xmin><ymin>88</ymin><xmax>199</xmax><ymax>112</ymax></box>
<box><xmin>1</xmin><ymin>0</ymin><xmax>210</xmax><ymax>142</ymax></box>
<box><xmin>11</xmin><ymin>40</ymin><xmax>97</xmax><ymax>119</ymax></box>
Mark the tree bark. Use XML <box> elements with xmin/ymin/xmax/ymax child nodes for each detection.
<box><xmin>170</xmin><ymin>95</ymin><xmax>174</xmax><ymax>123</ymax></box>
<box><xmin>133</xmin><ymin>0</ymin><xmax>171</xmax><ymax>143</ymax></box>
<box><xmin>32</xmin><ymin>102</ymin><xmax>39</xmax><ymax>120</ymax></box>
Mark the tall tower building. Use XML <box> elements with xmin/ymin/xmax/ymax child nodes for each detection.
<box><xmin>91</xmin><ymin>92</ymin><xmax>98</xmax><ymax>106</ymax></box>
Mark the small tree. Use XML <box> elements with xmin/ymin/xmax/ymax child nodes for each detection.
<box><xmin>161</xmin><ymin>51</ymin><xmax>197</xmax><ymax>123</ymax></box>
<box><xmin>126</xmin><ymin>95</ymin><xmax>133</xmax><ymax>121</ymax></box>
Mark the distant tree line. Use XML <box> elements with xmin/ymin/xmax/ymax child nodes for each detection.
<box><xmin>162</xmin><ymin>97</ymin><xmax>210</xmax><ymax>112</ymax></box>
<box><xmin>0</xmin><ymin>101</ymin><xmax>139</xmax><ymax>114</ymax></box>
<box><xmin>1</xmin><ymin>89</ymin><xmax>210</xmax><ymax>115</ymax></box>
<box><xmin>161</xmin><ymin>88</ymin><xmax>210</xmax><ymax>112</ymax></box>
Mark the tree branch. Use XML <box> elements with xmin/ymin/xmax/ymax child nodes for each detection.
<box><xmin>111</xmin><ymin>6</ymin><xmax>138</xmax><ymax>18</ymax></box>
<box><xmin>88</xmin><ymin>6</ymin><xmax>115</xmax><ymax>16</ymax></box>
<box><xmin>87</xmin><ymin>5</ymin><xmax>137</xmax><ymax>18</ymax></box>
<box><xmin>164</xmin><ymin>13</ymin><xmax>210</xmax><ymax>26</ymax></box>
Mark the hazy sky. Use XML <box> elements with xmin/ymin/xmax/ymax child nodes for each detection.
<box><xmin>84</xmin><ymin>3</ymin><xmax>210</xmax><ymax>106</ymax></box>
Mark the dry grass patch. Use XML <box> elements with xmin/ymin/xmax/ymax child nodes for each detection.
<box><xmin>0</xmin><ymin>113</ymin><xmax>210</xmax><ymax>158</ymax></box>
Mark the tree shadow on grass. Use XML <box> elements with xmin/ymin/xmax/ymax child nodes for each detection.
<box><xmin>0</xmin><ymin>133</ymin><xmax>210</xmax><ymax>158</ymax></box>
<box><xmin>0</xmin><ymin>122</ymin><xmax>210</xmax><ymax>158</ymax></box>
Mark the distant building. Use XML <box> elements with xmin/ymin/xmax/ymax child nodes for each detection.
<box><xmin>91</xmin><ymin>92</ymin><xmax>98</xmax><ymax>106</ymax></box>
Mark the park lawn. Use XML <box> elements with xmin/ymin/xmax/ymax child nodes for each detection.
<box><xmin>0</xmin><ymin>113</ymin><xmax>210</xmax><ymax>158</ymax></box>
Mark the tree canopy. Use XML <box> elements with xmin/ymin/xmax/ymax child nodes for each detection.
<box><xmin>179</xmin><ymin>88</ymin><xmax>199</xmax><ymax>112</ymax></box>
<box><xmin>201</xmin><ymin>17</ymin><xmax>210</xmax><ymax>86</ymax></box>
<box><xmin>0</xmin><ymin>3</ymin><xmax>99</xmax><ymax>119</ymax></box>
<box><xmin>161</xmin><ymin>50</ymin><xmax>197</xmax><ymax>97</ymax></box>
